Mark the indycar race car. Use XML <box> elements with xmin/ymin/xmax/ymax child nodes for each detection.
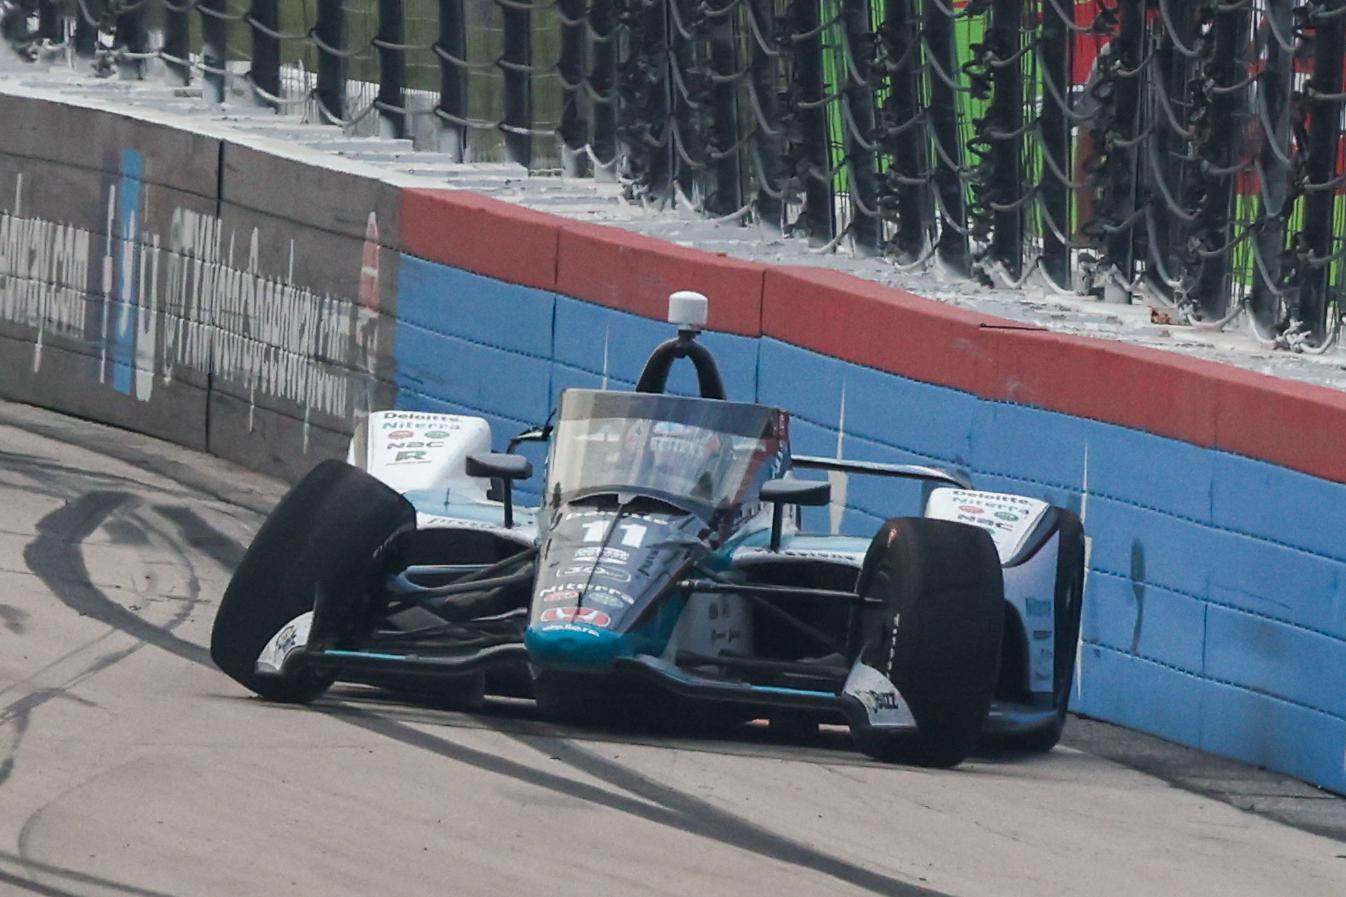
<box><xmin>210</xmin><ymin>292</ymin><xmax>1085</xmax><ymax>767</ymax></box>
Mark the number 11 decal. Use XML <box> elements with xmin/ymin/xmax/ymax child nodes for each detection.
<box><xmin>580</xmin><ymin>520</ymin><xmax>648</xmax><ymax>547</ymax></box>
<box><xmin>618</xmin><ymin>523</ymin><xmax>647</xmax><ymax>547</ymax></box>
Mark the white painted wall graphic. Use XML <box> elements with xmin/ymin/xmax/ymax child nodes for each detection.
<box><xmin>0</xmin><ymin>174</ymin><xmax>380</xmax><ymax>435</ymax></box>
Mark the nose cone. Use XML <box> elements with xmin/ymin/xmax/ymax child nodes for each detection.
<box><xmin>529</xmin><ymin>502</ymin><xmax>707</xmax><ymax>670</ymax></box>
<box><xmin>525</xmin><ymin>623</ymin><xmax>628</xmax><ymax>671</ymax></box>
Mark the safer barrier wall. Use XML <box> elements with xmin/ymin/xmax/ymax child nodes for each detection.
<box><xmin>211</xmin><ymin>144</ymin><xmax>401</xmax><ymax>479</ymax></box>
<box><xmin>3</xmin><ymin>91</ymin><xmax>1345</xmax><ymax>795</ymax></box>
<box><xmin>399</xmin><ymin>188</ymin><xmax>1346</xmax><ymax>796</ymax></box>
<box><xmin>0</xmin><ymin>94</ymin><xmax>219</xmax><ymax>449</ymax></box>
<box><xmin>0</xmin><ymin>93</ymin><xmax>400</xmax><ymax>482</ymax></box>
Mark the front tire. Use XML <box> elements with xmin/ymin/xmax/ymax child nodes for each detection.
<box><xmin>210</xmin><ymin>460</ymin><xmax>414</xmax><ymax>703</ymax></box>
<box><xmin>851</xmin><ymin>517</ymin><xmax>1004</xmax><ymax>767</ymax></box>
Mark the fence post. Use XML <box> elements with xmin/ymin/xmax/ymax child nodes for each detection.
<box><xmin>1190</xmin><ymin>1</ymin><xmax>1252</xmax><ymax>319</ymax></box>
<box><xmin>1249</xmin><ymin>0</ymin><xmax>1295</xmax><ymax>335</ymax></box>
<box><xmin>37</xmin><ymin>0</ymin><xmax>61</xmax><ymax>43</ymax></box>
<box><xmin>249</xmin><ymin>0</ymin><xmax>281</xmax><ymax>109</ymax></box>
<box><xmin>436</xmin><ymin>0</ymin><xmax>468</xmax><ymax>159</ymax></box>
<box><xmin>747</xmin><ymin>0</ymin><xmax>783</xmax><ymax>226</ymax></box>
<box><xmin>839</xmin><ymin>0</ymin><xmax>880</xmax><ymax>253</ymax></box>
<box><xmin>790</xmin><ymin>0</ymin><xmax>834</xmax><ymax>242</ymax></box>
<box><xmin>618</xmin><ymin>0</ymin><xmax>671</xmax><ymax>196</ymax></box>
<box><xmin>707</xmin><ymin>0</ymin><xmax>742</xmax><ymax>215</ymax></box>
<box><xmin>163</xmin><ymin>0</ymin><xmax>191</xmax><ymax>85</ymax></box>
<box><xmin>72</xmin><ymin>0</ymin><xmax>96</xmax><ymax>59</ymax></box>
<box><xmin>1146</xmin><ymin>0</ymin><xmax>1198</xmax><ymax>301</ymax></box>
<box><xmin>501</xmin><ymin>0</ymin><xmax>533</xmax><ymax>167</ymax></box>
<box><xmin>199</xmin><ymin>0</ymin><xmax>228</xmax><ymax>103</ymax></box>
<box><xmin>880</xmin><ymin>0</ymin><xmax>929</xmax><ymax>262</ymax></box>
<box><xmin>558</xmin><ymin>0</ymin><xmax>588</xmax><ymax>174</ymax></box>
<box><xmin>1102</xmin><ymin>0</ymin><xmax>1144</xmax><ymax>292</ymax></box>
<box><xmin>986</xmin><ymin>0</ymin><xmax>1023</xmax><ymax>280</ymax></box>
<box><xmin>114</xmin><ymin>2</ymin><xmax>147</xmax><ymax>79</ymax></box>
<box><xmin>923</xmin><ymin>0</ymin><xmax>968</xmax><ymax>273</ymax></box>
<box><xmin>376</xmin><ymin>0</ymin><xmax>407</xmax><ymax>138</ymax></box>
<box><xmin>1038</xmin><ymin>0</ymin><xmax>1070</xmax><ymax>288</ymax></box>
<box><xmin>670</xmin><ymin>0</ymin><xmax>704</xmax><ymax>201</ymax></box>
<box><xmin>315</xmin><ymin>0</ymin><xmax>347</xmax><ymax>125</ymax></box>
<box><xmin>1297</xmin><ymin>0</ymin><xmax>1346</xmax><ymax>340</ymax></box>
<box><xmin>587</xmin><ymin>0</ymin><xmax>618</xmax><ymax>176</ymax></box>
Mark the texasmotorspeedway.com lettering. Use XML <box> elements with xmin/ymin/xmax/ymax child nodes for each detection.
<box><xmin>0</xmin><ymin>201</ymin><xmax>90</xmax><ymax>351</ymax></box>
<box><xmin>0</xmin><ymin>172</ymin><xmax>378</xmax><ymax>426</ymax></box>
<box><xmin>163</xmin><ymin>206</ymin><xmax>367</xmax><ymax>421</ymax></box>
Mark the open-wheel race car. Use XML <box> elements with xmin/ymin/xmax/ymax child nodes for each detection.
<box><xmin>211</xmin><ymin>292</ymin><xmax>1085</xmax><ymax>767</ymax></box>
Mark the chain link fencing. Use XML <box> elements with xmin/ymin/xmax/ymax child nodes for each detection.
<box><xmin>4</xmin><ymin>0</ymin><xmax>1344</xmax><ymax>346</ymax></box>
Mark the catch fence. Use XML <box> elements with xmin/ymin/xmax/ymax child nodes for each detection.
<box><xmin>5</xmin><ymin>0</ymin><xmax>1345</xmax><ymax>348</ymax></box>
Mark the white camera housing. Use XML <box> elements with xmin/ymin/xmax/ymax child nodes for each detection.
<box><xmin>668</xmin><ymin>290</ymin><xmax>709</xmax><ymax>332</ymax></box>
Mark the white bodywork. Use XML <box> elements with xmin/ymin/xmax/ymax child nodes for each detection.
<box><xmin>661</xmin><ymin>592</ymin><xmax>755</xmax><ymax>661</ymax></box>
<box><xmin>924</xmin><ymin>487</ymin><xmax>1051</xmax><ymax>564</ymax></box>
<box><xmin>256</xmin><ymin>611</ymin><xmax>313</xmax><ymax>676</ymax></box>
<box><xmin>843</xmin><ymin>661</ymin><xmax>918</xmax><ymax>728</ymax></box>
<box><xmin>349</xmin><ymin>410</ymin><xmax>493</xmax><ymax>504</ymax></box>
<box><xmin>927</xmin><ymin>486</ymin><xmax>1059</xmax><ymax>695</ymax></box>
<box><xmin>1003</xmin><ymin>535</ymin><xmax>1061</xmax><ymax>694</ymax></box>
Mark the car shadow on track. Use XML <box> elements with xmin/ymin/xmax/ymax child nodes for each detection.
<box><xmin>303</xmin><ymin>683</ymin><xmax>1051</xmax><ymax>771</ymax></box>
<box><xmin>204</xmin><ymin>688</ymin><xmax>1081</xmax><ymax>897</ymax></box>
<box><xmin>199</xmin><ymin>687</ymin><xmax>963</xmax><ymax>897</ymax></box>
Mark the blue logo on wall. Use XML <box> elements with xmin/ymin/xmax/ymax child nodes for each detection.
<box><xmin>103</xmin><ymin>148</ymin><xmax>142</xmax><ymax>396</ymax></box>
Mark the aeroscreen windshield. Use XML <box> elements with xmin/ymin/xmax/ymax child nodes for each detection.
<box><xmin>546</xmin><ymin>390</ymin><xmax>787</xmax><ymax>517</ymax></box>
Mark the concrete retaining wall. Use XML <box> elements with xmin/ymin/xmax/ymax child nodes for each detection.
<box><xmin>0</xmin><ymin>95</ymin><xmax>400</xmax><ymax>481</ymax></box>
<box><xmin>3</xmin><ymin>93</ymin><xmax>1345</xmax><ymax>795</ymax></box>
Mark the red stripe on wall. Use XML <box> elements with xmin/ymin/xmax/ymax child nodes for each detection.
<box><xmin>402</xmin><ymin>188</ymin><xmax>561</xmax><ymax>291</ymax></box>
<box><xmin>980</xmin><ymin>328</ymin><xmax>1222</xmax><ymax>448</ymax></box>
<box><xmin>556</xmin><ymin>223</ymin><xmax>764</xmax><ymax>337</ymax></box>
<box><xmin>406</xmin><ymin>189</ymin><xmax>764</xmax><ymax>336</ymax></box>
<box><xmin>765</xmin><ymin>266</ymin><xmax>1346</xmax><ymax>483</ymax></box>
<box><xmin>1214</xmin><ymin>371</ymin><xmax>1346</xmax><ymax>483</ymax></box>
<box><xmin>761</xmin><ymin>267</ymin><xmax>1005</xmax><ymax>396</ymax></box>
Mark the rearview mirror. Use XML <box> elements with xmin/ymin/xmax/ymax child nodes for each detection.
<box><xmin>760</xmin><ymin>478</ymin><xmax>831</xmax><ymax>550</ymax></box>
<box><xmin>466</xmin><ymin>453</ymin><xmax>533</xmax><ymax>528</ymax></box>
<box><xmin>466</xmin><ymin>453</ymin><xmax>533</xmax><ymax>481</ymax></box>
<box><xmin>760</xmin><ymin>478</ymin><xmax>830</xmax><ymax>507</ymax></box>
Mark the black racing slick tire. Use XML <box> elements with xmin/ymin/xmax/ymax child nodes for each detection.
<box><xmin>210</xmin><ymin>459</ymin><xmax>414</xmax><ymax>703</ymax></box>
<box><xmin>1007</xmin><ymin>508</ymin><xmax>1086</xmax><ymax>753</ymax></box>
<box><xmin>851</xmin><ymin>517</ymin><xmax>1005</xmax><ymax>768</ymax></box>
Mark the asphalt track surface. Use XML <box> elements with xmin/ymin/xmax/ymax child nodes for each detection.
<box><xmin>1</xmin><ymin>399</ymin><xmax>1344</xmax><ymax>897</ymax></box>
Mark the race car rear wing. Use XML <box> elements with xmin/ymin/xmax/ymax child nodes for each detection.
<box><xmin>791</xmin><ymin>455</ymin><xmax>972</xmax><ymax>490</ymax></box>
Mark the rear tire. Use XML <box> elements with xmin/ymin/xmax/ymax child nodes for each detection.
<box><xmin>210</xmin><ymin>460</ymin><xmax>414</xmax><ymax>703</ymax></box>
<box><xmin>851</xmin><ymin>517</ymin><xmax>1004</xmax><ymax>767</ymax></box>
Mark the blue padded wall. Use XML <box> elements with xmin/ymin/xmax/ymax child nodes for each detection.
<box><xmin>394</xmin><ymin>255</ymin><xmax>1346</xmax><ymax>794</ymax></box>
